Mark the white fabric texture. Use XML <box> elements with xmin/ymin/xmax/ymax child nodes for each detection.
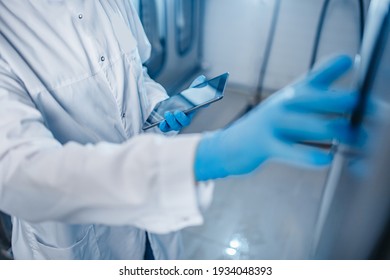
<box><xmin>0</xmin><ymin>0</ymin><xmax>213</xmax><ymax>259</ymax></box>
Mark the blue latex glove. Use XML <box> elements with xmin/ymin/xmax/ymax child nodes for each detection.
<box><xmin>194</xmin><ymin>55</ymin><xmax>358</xmax><ymax>181</ymax></box>
<box><xmin>159</xmin><ymin>75</ymin><xmax>207</xmax><ymax>132</ymax></box>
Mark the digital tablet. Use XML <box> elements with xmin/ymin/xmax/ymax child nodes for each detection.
<box><xmin>142</xmin><ymin>72</ymin><xmax>229</xmax><ymax>130</ymax></box>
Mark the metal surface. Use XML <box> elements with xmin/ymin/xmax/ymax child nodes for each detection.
<box><xmin>312</xmin><ymin>0</ymin><xmax>390</xmax><ymax>259</ymax></box>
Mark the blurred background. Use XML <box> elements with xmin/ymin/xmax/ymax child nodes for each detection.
<box><xmin>130</xmin><ymin>0</ymin><xmax>390</xmax><ymax>260</ymax></box>
<box><xmin>135</xmin><ymin>0</ymin><xmax>368</xmax><ymax>130</ymax></box>
<box><xmin>1</xmin><ymin>0</ymin><xmax>389</xmax><ymax>260</ymax></box>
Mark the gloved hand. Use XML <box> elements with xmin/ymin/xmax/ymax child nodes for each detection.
<box><xmin>194</xmin><ymin>55</ymin><xmax>358</xmax><ymax>181</ymax></box>
<box><xmin>159</xmin><ymin>75</ymin><xmax>207</xmax><ymax>132</ymax></box>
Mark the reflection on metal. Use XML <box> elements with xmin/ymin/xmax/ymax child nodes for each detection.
<box><xmin>311</xmin><ymin>149</ymin><xmax>347</xmax><ymax>257</ymax></box>
<box><xmin>229</xmin><ymin>238</ymin><xmax>241</xmax><ymax>249</ymax></box>
<box><xmin>224</xmin><ymin>247</ymin><xmax>237</xmax><ymax>256</ymax></box>
<box><xmin>133</xmin><ymin>0</ymin><xmax>203</xmax><ymax>92</ymax></box>
<box><xmin>223</xmin><ymin>234</ymin><xmax>249</xmax><ymax>259</ymax></box>
<box><xmin>312</xmin><ymin>0</ymin><xmax>390</xmax><ymax>259</ymax></box>
<box><xmin>132</xmin><ymin>0</ymin><xmax>203</xmax><ymax>92</ymax></box>
<box><xmin>175</xmin><ymin>0</ymin><xmax>195</xmax><ymax>55</ymax></box>
<box><xmin>155</xmin><ymin>0</ymin><xmax>203</xmax><ymax>93</ymax></box>
<box><xmin>139</xmin><ymin>0</ymin><xmax>167</xmax><ymax>78</ymax></box>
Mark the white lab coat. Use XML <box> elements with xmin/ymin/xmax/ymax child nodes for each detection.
<box><xmin>0</xmin><ymin>0</ymin><xmax>212</xmax><ymax>259</ymax></box>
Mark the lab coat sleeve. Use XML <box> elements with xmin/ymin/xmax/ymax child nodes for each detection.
<box><xmin>142</xmin><ymin>66</ymin><xmax>169</xmax><ymax>112</ymax></box>
<box><xmin>0</xmin><ymin>58</ymin><xmax>207</xmax><ymax>234</ymax></box>
<box><xmin>140</xmin><ymin>67</ymin><xmax>180</xmax><ymax>137</ymax></box>
<box><xmin>141</xmin><ymin>67</ymin><xmax>215</xmax><ymax>211</ymax></box>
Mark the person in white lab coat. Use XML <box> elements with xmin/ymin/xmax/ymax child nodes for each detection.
<box><xmin>0</xmin><ymin>1</ymin><xmax>357</xmax><ymax>259</ymax></box>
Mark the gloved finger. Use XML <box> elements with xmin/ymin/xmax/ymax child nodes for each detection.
<box><xmin>164</xmin><ymin>111</ymin><xmax>182</xmax><ymax>131</ymax></box>
<box><xmin>159</xmin><ymin>120</ymin><xmax>171</xmax><ymax>132</ymax></box>
<box><xmin>174</xmin><ymin>110</ymin><xmax>191</xmax><ymax>127</ymax></box>
<box><xmin>308</xmin><ymin>55</ymin><xmax>353</xmax><ymax>88</ymax></box>
<box><xmin>284</xmin><ymin>91</ymin><xmax>358</xmax><ymax>115</ymax></box>
<box><xmin>190</xmin><ymin>75</ymin><xmax>207</xmax><ymax>88</ymax></box>
<box><xmin>275</xmin><ymin>116</ymin><xmax>352</xmax><ymax>143</ymax></box>
<box><xmin>275</xmin><ymin>142</ymin><xmax>333</xmax><ymax>166</ymax></box>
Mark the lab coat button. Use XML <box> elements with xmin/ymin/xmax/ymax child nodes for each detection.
<box><xmin>121</xmin><ymin>112</ymin><xmax>126</xmax><ymax>118</ymax></box>
<box><xmin>78</xmin><ymin>14</ymin><xmax>83</xmax><ymax>19</ymax></box>
<box><xmin>100</xmin><ymin>56</ymin><xmax>105</xmax><ymax>62</ymax></box>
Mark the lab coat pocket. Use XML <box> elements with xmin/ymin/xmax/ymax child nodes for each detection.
<box><xmin>34</xmin><ymin>226</ymin><xmax>100</xmax><ymax>260</ymax></box>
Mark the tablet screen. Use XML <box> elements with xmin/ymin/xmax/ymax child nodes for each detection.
<box><xmin>143</xmin><ymin>73</ymin><xmax>229</xmax><ymax>130</ymax></box>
